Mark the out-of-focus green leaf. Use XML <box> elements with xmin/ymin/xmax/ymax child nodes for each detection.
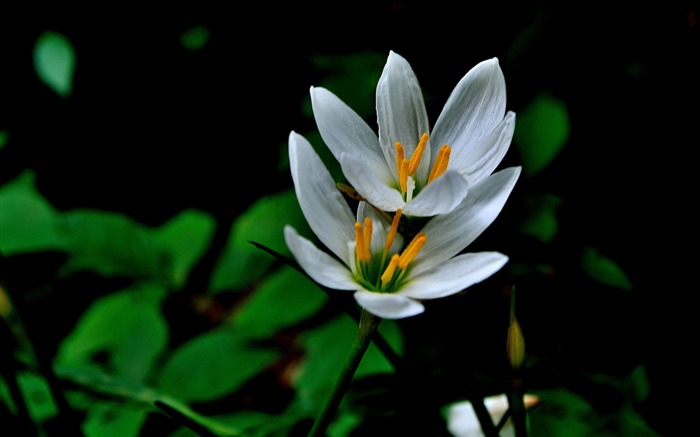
<box><xmin>618</xmin><ymin>403</ymin><xmax>660</xmax><ymax>436</ymax></box>
<box><xmin>528</xmin><ymin>388</ymin><xmax>609</xmax><ymax>436</ymax></box>
<box><xmin>232</xmin><ymin>266</ymin><xmax>327</xmax><ymax>338</ymax></box>
<box><xmin>0</xmin><ymin>171</ymin><xmax>67</xmax><ymax>255</ymax></box>
<box><xmin>181</xmin><ymin>410</ymin><xmax>297</xmax><ymax>437</ymax></box>
<box><xmin>518</xmin><ymin>194</ymin><xmax>561</xmax><ymax>243</ymax></box>
<box><xmin>82</xmin><ymin>402</ymin><xmax>148</xmax><ymax>437</ymax></box>
<box><xmin>17</xmin><ymin>372</ymin><xmax>58</xmax><ymax>423</ymax></box>
<box><xmin>55</xmin><ymin>284</ymin><xmax>168</xmax><ymax>382</ymax></box>
<box><xmin>514</xmin><ymin>93</ymin><xmax>570</xmax><ymax>177</ymax></box>
<box><xmin>57</xmin><ymin>365</ymin><xmax>242</xmax><ymax>436</ymax></box>
<box><xmin>58</xmin><ymin>209</ymin><xmax>166</xmax><ymax>279</ymax></box>
<box><xmin>156</xmin><ymin>327</ymin><xmax>280</xmax><ymax>403</ymax></box>
<box><xmin>180</xmin><ymin>25</ymin><xmax>210</xmax><ymax>50</ymax></box>
<box><xmin>210</xmin><ymin>190</ymin><xmax>310</xmax><ymax>293</ymax></box>
<box><xmin>34</xmin><ymin>31</ymin><xmax>76</xmax><ymax>97</ymax></box>
<box><xmin>0</xmin><ymin>130</ymin><xmax>8</xmax><ymax>150</ymax></box>
<box><xmin>529</xmin><ymin>388</ymin><xmax>659</xmax><ymax>436</ymax></box>
<box><xmin>628</xmin><ymin>365</ymin><xmax>650</xmax><ymax>404</ymax></box>
<box><xmin>154</xmin><ymin>209</ymin><xmax>216</xmax><ymax>288</ymax></box>
<box><xmin>306</xmin><ymin>51</ymin><xmax>385</xmax><ymax>119</ymax></box>
<box><xmin>581</xmin><ymin>246</ymin><xmax>633</xmax><ymax>291</ymax></box>
<box><xmin>0</xmin><ymin>377</ymin><xmax>12</xmax><ymax>413</ymax></box>
<box><xmin>328</xmin><ymin>411</ymin><xmax>362</xmax><ymax>437</ymax></box>
<box><xmin>293</xmin><ymin>315</ymin><xmax>403</xmax><ymax>413</ymax></box>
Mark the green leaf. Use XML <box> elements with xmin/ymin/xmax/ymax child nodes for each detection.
<box><xmin>0</xmin><ymin>171</ymin><xmax>66</xmax><ymax>255</ymax></box>
<box><xmin>55</xmin><ymin>284</ymin><xmax>168</xmax><ymax>382</ymax></box>
<box><xmin>0</xmin><ymin>377</ymin><xmax>11</xmax><ymax>413</ymax></box>
<box><xmin>518</xmin><ymin>194</ymin><xmax>561</xmax><ymax>243</ymax></box>
<box><xmin>58</xmin><ymin>209</ymin><xmax>167</xmax><ymax>279</ymax></box>
<box><xmin>0</xmin><ymin>130</ymin><xmax>8</xmax><ymax>150</ymax></box>
<box><xmin>56</xmin><ymin>365</ymin><xmax>242</xmax><ymax>436</ymax></box>
<box><xmin>210</xmin><ymin>190</ymin><xmax>310</xmax><ymax>293</ymax></box>
<box><xmin>581</xmin><ymin>246</ymin><xmax>633</xmax><ymax>290</ymax></box>
<box><xmin>82</xmin><ymin>402</ymin><xmax>148</xmax><ymax>437</ymax></box>
<box><xmin>156</xmin><ymin>327</ymin><xmax>280</xmax><ymax>403</ymax></box>
<box><xmin>328</xmin><ymin>411</ymin><xmax>362</xmax><ymax>437</ymax></box>
<box><xmin>232</xmin><ymin>266</ymin><xmax>328</xmax><ymax>338</ymax></box>
<box><xmin>17</xmin><ymin>372</ymin><xmax>58</xmax><ymax>423</ymax></box>
<box><xmin>186</xmin><ymin>410</ymin><xmax>296</xmax><ymax>437</ymax></box>
<box><xmin>293</xmin><ymin>315</ymin><xmax>403</xmax><ymax>413</ymax></box>
<box><xmin>514</xmin><ymin>93</ymin><xmax>570</xmax><ymax>177</ymax></box>
<box><xmin>180</xmin><ymin>25</ymin><xmax>210</xmax><ymax>51</ymax></box>
<box><xmin>154</xmin><ymin>209</ymin><xmax>216</xmax><ymax>288</ymax></box>
<box><xmin>528</xmin><ymin>388</ymin><xmax>610</xmax><ymax>436</ymax></box>
<box><xmin>34</xmin><ymin>31</ymin><xmax>76</xmax><ymax>97</ymax></box>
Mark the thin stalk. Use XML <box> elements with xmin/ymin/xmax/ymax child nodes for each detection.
<box><xmin>509</xmin><ymin>377</ymin><xmax>528</xmax><ymax>437</ymax></box>
<box><xmin>307</xmin><ymin>309</ymin><xmax>381</xmax><ymax>437</ymax></box>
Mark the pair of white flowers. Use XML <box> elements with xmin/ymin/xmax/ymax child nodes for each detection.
<box><xmin>284</xmin><ymin>51</ymin><xmax>521</xmax><ymax>319</ymax></box>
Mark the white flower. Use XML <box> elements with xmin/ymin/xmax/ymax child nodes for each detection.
<box><xmin>310</xmin><ymin>50</ymin><xmax>515</xmax><ymax>217</ymax></box>
<box><xmin>446</xmin><ymin>394</ymin><xmax>540</xmax><ymax>437</ymax></box>
<box><xmin>284</xmin><ymin>132</ymin><xmax>520</xmax><ymax>319</ymax></box>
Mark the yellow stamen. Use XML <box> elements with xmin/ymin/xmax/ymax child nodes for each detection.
<box><xmin>354</xmin><ymin>222</ymin><xmax>366</xmax><ymax>262</ymax></box>
<box><xmin>398</xmin><ymin>232</ymin><xmax>427</xmax><ymax>268</ymax></box>
<box><xmin>362</xmin><ymin>217</ymin><xmax>372</xmax><ymax>262</ymax></box>
<box><xmin>385</xmin><ymin>209</ymin><xmax>403</xmax><ymax>250</ymax></box>
<box><xmin>408</xmin><ymin>133</ymin><xmax>429</xmax><ymax>175</ymax></box>
<box><xmin>395</xmin><ymin>142</ymin><xmax>406</xmax><ymax>192</ymax></box>
<box><xmin>380</xmin><ymin>254</ymin><xmax>400</xmax><ymax>285</ymax></box>
<box><xmin>399</xmin><ymin>158</ymin><xmax>409</xmax><ymax>193</ymax></box>
<box><xmin>428</xmin><ymin>145</ymin><xmax>452</xmax><ymax>183</ymax></box>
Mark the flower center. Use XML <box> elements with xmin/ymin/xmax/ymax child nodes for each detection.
<box><xmin>353</xmin><ymin>208</ymin><xmax>427</xmax><ymax>292</ymax></box>
<box><xmin>394</xmin><ymin>133</ymin><xmax>452</xmax><ymax>201</ymax></box>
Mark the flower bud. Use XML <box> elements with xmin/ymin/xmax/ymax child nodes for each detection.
<box><xmin>507</xmin><ymin>316</ymin><xmax>526</xmax><ymax>370</ymax></box>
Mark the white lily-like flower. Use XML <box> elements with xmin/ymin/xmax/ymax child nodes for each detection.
<box><xmin>284</xmin><ymin>131</ymin><xmax>521</xmax><ymax>319</ymax></box>
<box><xmin>446</xmin><ymin>394</ymin><xmax>541</xmax><ymax>437</ymax></box>
<box><xmin>310</xmin><ymin>50</ymin><xmax>515</xmax><ymax>217</ymax></box>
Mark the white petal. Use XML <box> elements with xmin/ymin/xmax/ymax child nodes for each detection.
<box><xmin>452</xmin><ymin>111</ymin><xmax>516</xmax><ymax>185</ymax></box>
<box><xmin>376</xmin><ymin>51</ymin><xmax>431</xmax><ymax>177</ymax></box>
<box><xmin>402</xmin><ymin>170</ymin><xmax>469</xmax><ymax>217</ymax></box>
<box><xmin>415</xmin><ymin>167</ymin><xmax>521</xmax><ymax>270</ymax></box>
<box><xmin>400</xmin><ymin>252</ymin><xmax>508</xmax><ymax>299</ymax></box>
<box><xmin>284</xmin><ymin>226</ymin><xmax>357</xmax><ymax>290</ymax></box>
<box><xmin>310</xmin><ymin>87</ymin><xmax>392</xmax><ymax>181</ymax></box>
<box><xmin>289</xmin><ymin>132</ymin><xmax>356</xmax><ymax>262</ymax></box>
<box><xmin>353</xmin><ymin>290</ymin><xmax>425</xmax><ymax>319</ymax></box>
<box><xmin>431</xmin><ymin>58</ymin><xmax>507</xmax><ymax>172</ymax></box>
<box><xmin>340</xmin><ymin>152</ymin><xmax>405</xmax><ymax>212</ymax></box>
<box><xmin>446</xmin><ymin>394</ymin><xmax>540</xmax><ymax>437</ymax></box>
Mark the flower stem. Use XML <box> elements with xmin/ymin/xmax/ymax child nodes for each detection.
<box><xmin>307</xmin><ymin>309</ymin><xmax>381</xmax><ymax>437</ymax></box>
<box><xmin>509</xmin><ymin>376</ymin><xmax>528</xmax><ymax>437</ymax></box>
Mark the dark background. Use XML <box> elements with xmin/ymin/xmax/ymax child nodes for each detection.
<box><xmin>1</xmin><ymin>2</ymin><xmax>697</xmax><ymax>435</ymax></box>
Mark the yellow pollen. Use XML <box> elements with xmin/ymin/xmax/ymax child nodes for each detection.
<box><xmin>408</xmin><ymin>133</ymin><xmax>429</xmax><ymax>175</ymax></box>
<box><xmin>354</xmin><ymin>222</ymin><xmax>366</xmax><ymax>262</ymax></box>
<box><xmin>398</xmin><ymin>232</ymin><xmax>427</xmax><ymax>269</ymax></box>
<box><xmin>394</xmin><ymin>142</ymin><xmax>406</xmax><ymax>190</ymax></box>
<box><xmin>380</xmin><ymin>254</ymin><xmax>400</xmax><ymax>285</ymax></box>
<box><xmin>385</xmin><ymin>209</ymin><xmax>403</xmax><ymax>250</ymax></box>
<box><xmin>398</xmin><ymin>158</ymin><xmax>409</xmax><ymax>193</ymax></box>
<box><xmin>428</xmin><ymin>144</ymin><xmax>452</xmax><ymax>183</ymax></box>
<box><xmin>362</xmin><ymin>217</ymin><xmax>372</xmax><ymax>262</ymax></box>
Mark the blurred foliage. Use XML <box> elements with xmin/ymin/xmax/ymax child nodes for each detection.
<box><xmin>180</xmin><ymin>26</ymin><xmax>210</xmax><ymax>51</ymax></box>
<box><xmin>514</xmin><ymin>93</ymin><xmax>570</xmax><ymax>178</ymax></box>
<box><xmin>33</xmin><ymin>31</ymin><xmax>76</xmax><ymax>98</ymax></box>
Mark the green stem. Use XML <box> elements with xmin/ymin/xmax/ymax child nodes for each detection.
<box><xmin>509</xmin><ymin>377</ymin><xmax>527</xmax><ymax>437</ymax></box>
<box><xmin>307</xmin><ymin>309</ymin><xmax>381</xmax><ymax>437</ymax></box>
